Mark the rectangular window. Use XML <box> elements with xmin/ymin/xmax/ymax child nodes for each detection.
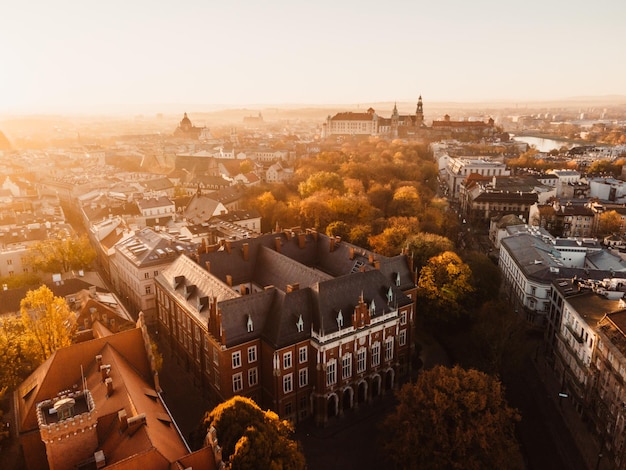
<box><xmin>233</xmin><ymin>372</ymin><xmax>243</xmax><ymax>393</ymax></box>
<box><xmin>371</xmin><ymin>343</ymin><xmax>380</xmax><ymax>367</ymax></box>
<box><xmin>248</xmin><ymin>346</ymin><xmax>257</xmax><ymax>363</ymax></box>
<box><xmin>283</xmin><ymin>373</ymin><xmax>293</xmax><ymax>394</ymax></box>
<box><xmin>213</xmin><ymin>347</ymin><xmax>220</xmax><ymax>365</ymax></box>
<box><xmin>214</xmin><ymin>369</ymin><xmax>221</xmax><ymax>389</ymax></box>
<box><xmin>299</xmin><ymin>368</ymin><xmax>308</xmax><ymax>387</ymax></box>
<box><xmin>232</xmin><ymin>351</ymin><xmax>242</xmax><ymax>368</ymax></box>
<box><xmin>399</xmin><ymin>330</ymin><xmax>407</xmax><ymax>346</ymax></box>
<box><xmin>6</xmin><ymin>259</ymin><xmax>12</xmax><ymax>265</ymax></box>
<box><xmin>342</xmin><ymin>354</ymin><xmax>352</xmax><ymax>380</ymax></box>
<box><xmin>357</xmin><ymin>348</ymin><xmax>367</xmax><ymax>373</ymax></box>
<box><xmin>385</xmin><ymin>338</ymin><xmax>394</xmax><ymax>361</ymax></box>
<box><xmin>154</xmin><ymin>270</ymin><xmax>159</xmax><ymax>277</ymax></box>
<box><xmin>248</xmin><ymin>367</ymin><xmax>258</xmax><ymax>387</ymax></box>
<box><xmin>283</xmin><ymin>352</ymin><xmax>292</xmax><ymax>370</ymax></box>
<box><xmin>145</xmin><ymin>286</ymin><xmax>152</xmax><ymax>295</ymax></box>
<box><xmin>144</xmin><ymin>272</ymin><xmax>150</xmax><ymax>279</ymax></box>
<box><xmin>299</xmin><ymin>346</ymin><xmax>307</xmax><ymax>364</ymax></box>
<box><xmin>400</xmin><ymin>311</ymin><xmax>407</xmax><ymax>326</ymax></box>
<box><xmin>326</xmin><ymin>360</ymin><xmax>336</xmax><ymax>386</ymax></box>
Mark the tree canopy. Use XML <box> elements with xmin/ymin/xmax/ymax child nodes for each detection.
<box><xmin>418</xmin><ymin>251</ymin><xmax>474</xmax><ymax>324</ymax></box>
<box><xmin>384</xmin><ymin>365</ymin><xmax>522</xmax><ymax>470</ymax></box>
<box><xmin>24</xmin><ymin>234</ymin><xmax>96</xmax><ymax>274</ymax></box>
<box><xmin>197</xmin><ymin>396</ymin><xmax>305</xmax><ymax>470</ymax></box>
<box><xmin>20</xmin><ymin>285</ymin><xmax>75</xmax><ymax>363</ymax></box>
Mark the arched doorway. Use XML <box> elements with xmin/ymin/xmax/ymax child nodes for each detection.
<box><xmin>342</xmin><ymin>387</ymin><xmax>353</xmax><ymax>412</ymax></box>
<box><xmin>327</xmin><ymin>394</ymin><xmax>338</xmax><ymax>419</ymax></box>
<box><xmin>385</xmin><ymin>369</ymin><xmax>394</xmax><ymax>391</ymax></box>
<box><xmin>357</xmin><ymin>380</ymin><xmax>368</xmax><ymax>404</ymax></box>
<box><xmin>372</xmin><ymin>374</ymin><xmax>381</xmax><ymax>398</ymax></box>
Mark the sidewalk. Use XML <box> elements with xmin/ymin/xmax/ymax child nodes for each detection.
<box><xmin>532</xmin><ymin>357</ymin><xmax>612</xmax><ymax>470</ymax></box>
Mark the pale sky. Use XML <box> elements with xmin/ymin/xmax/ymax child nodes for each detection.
<box><xmin>2</xmin><ymin>0</ymin><xmax>625</xmax><ymax>113</ymax></box>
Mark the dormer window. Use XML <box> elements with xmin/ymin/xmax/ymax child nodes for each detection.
<box><xmin>387</xmin><ymin>286</ymin><xmax>394</xmax><ymax>304</ymax></box>
<box><xmin>337</xmin><ymin>310</ymin><xmax>343</xmax><ymax>328</ymax></box>
<box><xmin>396</xmin><ymin>272</ymin><xmax>401</xmax><ymax>287</ymax></box>
<box><xmin>296</xmin><ymin>314</ymin><xmax>304</xmax><ymax>333</ymax></box>
<box><xmin>370</xmin><ymin>299</ymin><xmax>376</xmax><ymax>316</ymax></box>
<box><xmin>247</xmin><ymin>315</ymin><xmax>254</xmax><ymax>333</ymax></box>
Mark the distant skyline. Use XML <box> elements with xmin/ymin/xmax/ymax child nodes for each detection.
<box><xmin>2</xmin><ymin>0</ymin><xmax>626</xmax><ymax>114</ymax></box>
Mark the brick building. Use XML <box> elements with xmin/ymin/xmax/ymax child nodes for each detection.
<box><xmin>155</xmin><ymin>230</ymin><xmax>417</xmax><ymax>425</ymax></box>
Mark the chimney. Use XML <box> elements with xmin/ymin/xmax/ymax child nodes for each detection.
<box><xmin>96</xmin><ymin>354</ymin><xmax>103</xmax><ymax>367</ymax></box>
<box><xmin>226</xmin><ymin>275</ymin><xmax>233</xmax><ymax>287</ymax></box>
<box><xmin>373</xmin><ymin>260</ymin><xmax>380</xmax><ymax>269</ymax></box>
<box><xmin>105</xmin><ymin>377</ymin><xmax>113</xmax><ymax>396</ymax></box>
<box><xmin>205</xmin><ymin>261</ymin><xmax>211</xmax><ymax>273</ymax></box>
<box><xmin>225</xmin><ymin>240</ymin><xmax>231</xmax><ymax>254</ymax></box>
<box><xmin>242</xmin><ymin>243</ymin><xmax>249</xmax><ymax>261</ymax></box>
<box><xmin>275</xmin><ymin>237</ymin><xmax>281</xmax><ymax>253</ymax></box>
<box><xmin>94</xmin><ymin>450</ymin><xmax>106</xmax><ymax>469</ymax></box>
<box><xmin>100</xmin><ymin>364</ymin><xmax>111</xmax><ymax>382</ymax></box>
<box><xmin>118</xmin><ymin>409</ymin><xmax>128</xmax><ymax>431</ymax></box>
<box><xmin>298</xmin><ymin>232</ymin><xmax>305</xmax><ymax>248</ymax></box>
<box><xmin>349</xmin><ymin>247</ymin><xmax>355</xmax><ymax>260</ymax></box>
<box><xmin>330</xmin><ymin>237</ymin><xmax>335</xmax><ymax>252</ymax></box>
<box><xmin>287</xmin><ymin>283</ymin><xmax>300</xmax><ymax>293</ymax></box>
<box><xmin>368</xmin><ymin>253</ymin><xmax>374</xmax><ymax>263</ymax></box>
<box><xmin>127</xmin><ymin>413</ymin><xmax>147</xmax><ymax>436</ymax></box>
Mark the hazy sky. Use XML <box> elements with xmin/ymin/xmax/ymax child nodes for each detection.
<box><xmin>2</xmin><ymin>0</ymin><xmax>625</xmax><ymax>113</ymax></box>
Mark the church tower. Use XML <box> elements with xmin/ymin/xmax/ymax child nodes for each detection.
<box><xmin>415</xmin><ymin>95</ymin><xmax>424</xmax><ymax>127</ymax></box>
<box><xmin>391</xmin><ymin>103</ymin><xmax>399</xmax><ymax>137</ymax></box>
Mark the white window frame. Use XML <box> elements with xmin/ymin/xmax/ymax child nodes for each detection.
<box><xmin>326</xmin><ymin>360</ymin><xmax>337</xmax><ymax>386</ymax></box>
<box><xmin>371</xmin><ymin>342</ymin><xmax>380</xmax><ymax>367</ymax></box>
<box><xmin>248</xmin><ymin>367</ymin><xmax>258</xmax><ymax>387</ymax></box>
<box><xmin>342</xmin><ymin>353</ymin><xmax>352</xmax><ymax>380</ymax></box>
<box><xmin>248</xmin><ymin>346</ymin><xmax>257</xmax><ymax>363</ymax></box>
<box><xmin>357</xmin><ymin>348</ymin><xmax>367</xmax><ymax>373</ymax></box>
<box><xmin>299</xmin><ymin>346</ymin><xmax>307</xmax><ymax>364</ymax></box>
<box><xmin>399</xmin><ymin>329</ymin><xmax>407</xmax><ymax>346</ymax></box>
<box><xmin>232</xmin><ymin>351</ymin><xmax>242</xmax><ymax>369</ymax></box>
<box><xmin>299</xmin><ymin>367</ymin><xmax>308</xmax><ymax>387</ymax></box>
<box><xmin>232</xmin><ymin>372</ymin><xmax>243</xmax><ymax>393</ymax></box>
<box><xmin>283</xmin><ymin>351</ymin><xmax>292</xmax><ymax>370</ymax></box>
<box><xmin>283</xmin><ymin>373</ymin><xmax>293</xmax><ymax>394</ymax></box>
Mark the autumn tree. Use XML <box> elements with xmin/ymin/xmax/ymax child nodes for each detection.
<box><xmin>418</xmin><ymin>251</ymin><xmax>474</xmax><ymax>325</ymax></box>
<box><xmin>20</xmin><ymin>285</ymin><xmax>75</xmax><ymax>363</ymax></box>
<box><xmin>598</xmin><ymin>210</ymin><xmax>622</xmax><ymax>237</ymax></box>
<box><xmin>193</xmin><ymin>396</ymin><xmax>305</xmax><ymax>470</ymax></box>
<box><xmin>24</xmin><ymin>234</ymin><xmax>96</xmax><ymax>274</ymax></box>
<box><xmin>384</xmin><ymin>365</ymin><xmax>522</xmax><ymax>470</ymax></box>
<box><xmin>298</xmin><ymin>171</ymin><xmax>345</xmax><ymax>198</ymax></box>
<box><xmin>368</xmin><ymin>217</ymin><xmax>420</xmax><ymax>257</ymax></box>
<box><xmin>406</xmin><ymin>232</ymin><xmax>454</xmax><ymax>275</ymax></box>
<box><xmin>0</xmin><ymin>316</ymin><xmax>38</xmax><ymax>390</ymax></box>
<box><xmin>0</xmin><ymin>387</ymin><xmax>9</xmax><ymax>445</ymax></box>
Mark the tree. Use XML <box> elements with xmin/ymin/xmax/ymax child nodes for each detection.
<box><xmin>406</xmin><ymin>233</ymin><xmax>455</xmax><ymax>277</ymax></box>
<box><xmin>598</xmin><ymin>210</ymin><xmax>622</xmax><ymax>237</ymax></box>
<box><xmin>24</xmin><ymin>234</ymin><xmax>96</xmax><ymax>274</ymax></box>
<box><xmin>384</xmin><ymin>365</ymin><xmax>522</xmax><ymax>470</ymax></box>
<box><xmin>195</xmin><ymin>396</ymin><xmax>305</xmax><ymax>470</ymax></box>
<box><xmin>418</xmin><ymin>251</ymin><xmax>474</xmax><ymax>324</ymax></box>
<box><xmin>298</xmin><ymin>171</ymin><xmax>345</xmax><ymax>198</ymax></box>
<box><xmin>20</xmin><ymin>285</ymin><xmax>75</xmax><ymax>363</ymax></box>
<box><xmin>462</xmin><ymin>251</ymin><xmax>502</xmax><ymax>307</ymax></box>
<box><xmin>0</xmin><ymin>316</ymin><xmax>37</xmax><ymax>390</ymax></box>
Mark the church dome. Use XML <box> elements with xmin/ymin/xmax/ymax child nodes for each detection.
<box><xmin>180</xmin><ymin>112</ymin><xmax>192</xmax><ymax>131</ymax></box>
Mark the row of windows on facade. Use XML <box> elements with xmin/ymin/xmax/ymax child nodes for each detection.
<box><xmin>230</xmin><ymin>338</ymin><xmax>398</xmax><ymax>394</ymax></box>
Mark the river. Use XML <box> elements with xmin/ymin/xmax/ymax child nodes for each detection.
<box><xmin>512</xmin><ymin>135</ymin><xmax>575</xmax><ymax>153</ymax></box>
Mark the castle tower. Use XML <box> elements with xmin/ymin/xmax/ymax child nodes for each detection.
<box><xmin>415</xmin><ymin>95</ymin><xmax>424</xmax><ymax>127</ymax></box>
<box><xmin>37</xmin><ymin>390</ymin><xmax>98</xmax><ymax>470</ymax></box>
<box><xmin>391</xmin><ymin>102</ymin><xmax>399</xmax><ymax>137</ymax></box>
